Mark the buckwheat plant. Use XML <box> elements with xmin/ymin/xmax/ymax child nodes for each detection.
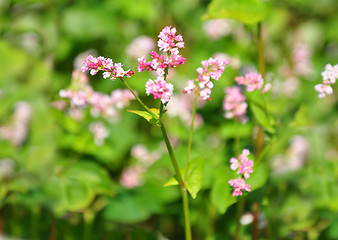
<box><xmin>77</xmin><ymin>26</ymin><xmax>230</xmax><ymax>240</ymax></box>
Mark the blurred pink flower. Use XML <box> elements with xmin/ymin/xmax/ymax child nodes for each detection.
<box><xmin>89</xmin><ymin>121</ymin><xmax>109</xmax><ymax>146</ymax></box>
<box><xmin>119</xmin><ymin>165</ymin><xmax>145</xmax><ymax>189</ymax></box>
<box><xmin>0</xmin><ymin>102</ymin><xmax>32</xmax><ymax>147</ymax></box>
<box><xmin>223</xmin><ymin>86</ymin><xmax>248</xmax><ymax>123</ymax></box>
<box><xmin>59</xmin><ymin>70</ymin><xmax>136</xmax><ymax>121</ymax></box>
<box><xmin>292</xmin><ymin>43</ymin><xmax>314</xmax><ymax>77</ymax></box>
<box><xmin>126</xmin><ymin>36</ymin><xmax>155</xmax><ymax>59</ymax></box>
<box><xmin>235</xmin><ymin>72</ymin><xmax>264</xmax><ymax>92</ymax></box>
<box><xmin>202</xmin><ymin>19</ymin><xmax>233</xmax><ymax>40</ymax></box>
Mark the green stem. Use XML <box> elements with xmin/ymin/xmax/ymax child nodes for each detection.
<box><xmin>257</xmin><ymin>22</ymin><xmax>266</xmax><ymax>79</ymax></box>
<box><xmin>120</xmin><ymin>78</ymin><xmax>158</xmax><ymax>119</ymax></box>
<box><xmin>235</xmin><ymin>121</ymin><xmax>241</xmax><ymax>156</ymax></box>
<box><xmin>159</xmin><ymin>103</ymin><xmax>191</xmax><ymax>240</ymax></box>
<box><xmin>181</xmin><ymin>188</ymin><xmax>192</xmax><ymax>240</ymax></box>
<box><xmin>184</xmin><ymin>92</ymin><xmax>198</xmax><ymax>181</ymax></box>
<box><xmin>252</xmin><ymin>21</ymin><xmax>266</xmax><ymax>240</ymax></box>
<box><xmin>235</xmin><ymin>197</ymin><xmax>245</xmax><ymax>240</ymax></box>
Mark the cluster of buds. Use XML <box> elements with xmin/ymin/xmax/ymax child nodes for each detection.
<box><xmin>228</xmin><ymin>149</ymin><xmax>254</xmax><ymax>196</ymax></box>
<box><xmin>314</xmin><ymin>64</ymin><xmax>337</xmax><ymax>98</ymax></box>
<box><xmin>183</xmin><ymin>57</ymin><xmax>229</xmax><ymax>101</ymax></box>
<box><xmin>138</xmin><ymin>26</ymin><xmax>186</xmax><ymax>104</ymax></box>
<box><xmin>0</xmin><ymin>102</ymin><xmax>32</xmax><ymax>147</ymax></box>
<box><xmin>223</xmin><ymin>87</ymin><xmax>248</xmax><ymax>123</ymax></box>
<box><xmin>59</xmin><ymin>71</ymin><xmax>136</xmax><ymax>122</ymax></box>
<box><xmin>81</xmin><ymin>55</ymin><xmax>134</xmax><ymax>80</ymax></box>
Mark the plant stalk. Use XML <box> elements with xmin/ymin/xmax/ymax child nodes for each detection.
<box><xmin>120</xmin><ymin>78</ymin><xmax>158</xmax><ymax>119</ymax></box>
<box><xmin>159</xmin><ymin>103</ymin><xmax>191</xmax><ymax>240</ymax></box>
<box><xmin>252</xmin><ymin>21</ymin><xmax>266</xmax><ymax>240</ymax></box>
<box><xmin>184</xmin><ymin>91</ymin><xmax>198</xmax><ymax>181</ymax></box>
<box><xmin>235</xmin><ymin>197</ymin><xmax>245</xmax><ymax>240</ymax></box>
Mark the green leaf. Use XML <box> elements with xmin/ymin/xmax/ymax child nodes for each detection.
<box><xmin>210</xmin><ymin>167</ymin><xmax>237</xmax><ymax>214</ymax></box>
<box><xmin>45</xmin><ymin>162</ymin><xmax>114</xmax><ymax>212</ymax></box>
<box><xmin>250</xmin><ymin>103</ymin><xmax>275</xmax><ymax>133</ymax></box>
<box><xmin>186</xmin><ymin>158</ymin><xmax>205</xmax><ymax>199</ymax></box>
<box><xmin>127</xmin><ymin>108</ymin><xmax>160</xmax><ymax>127</ymax></box>
<box><xmin>247</xmin><ymin>162</ymin><xmax>269</xmax><ymax>191</ymax></box>
<box><xmin>63</xmin><ymin>162</ymin><xmax>114</xmax><ymax>196</ymax></box>
<box><xmin>246</xmin><ymin>91</ymin><xmax>275</xmax><ymax>133</ymax></box>
<box><xmin>164</xmin><ymin>158</ymin><xmax>205</xmax><ymax>199</ymax></box>
<box><xmin>204</xmin><ymin>0</ymin><xmax>268</xmax><ymax>24</ymax></box>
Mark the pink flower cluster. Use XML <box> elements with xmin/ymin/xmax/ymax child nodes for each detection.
<box><xmin>223</xmin><ymin>87</ymin><xmax>248</xmax><ymax>123</ymax></box>
<box><xmin>183</xmin><ymin>57</ymin><xmax>229</xmax><ymax>101</ymax></box>
<box><xmin>138</xmin><ymin>26</ymin><xmax>186</xmax><ymax>104</ymax></box>
<box><xmin>59</xmin><ymin>71</ymin><xmax>136</xmax><ymax>121</ymax></box>
<box><xmin>228</xmin><ymin>149</ymin><xmax>253</xmax><ymax>196</ymax></box>
<box><xmin>235</xmin><ymin>72</ymin><xmax>264</xmax><ymax>92</ymax></box>
<box><xmin>145</xmin><ymin>78</ymin><xmax>174</xmax><ymax>104</ymax></box>
<box><xmin>157</xmin><ymin>26</ymin><xmax>185</xmax><ymax>55</ymax></box>
<box><xmin>81</xmin><ymin>55</ymin><xmax>134</xmax><ymax>80</ymax></box>
<box><xmin>314</xmin><ymin>64</ymin><xmax>337</xmax><ymax>98</ymax></box>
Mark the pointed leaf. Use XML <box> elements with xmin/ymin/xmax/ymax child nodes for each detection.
<box><xmin>127</xmin><ymin>108</ymin><xmax>160</xmax><ymax>127</ymax></box>
<box><xmin>247</xmin><ymin>162</ymin><xmax>269</xmax><ymax>191</ymax></box>
<box><xmin>185</xmin><ymin>158</ymin><xmax>205</xmax><ymax>199</ymax></box>
<box><xmin>246</xmin><ymin>91</ymin><xmax>275</xmax><ymax>133</ymax></box>
<box><xmin>249</xmin><ymin>103</ymin><xmax>275</xmax><ymax>133</ymax></box>
<box><xmin>210</xmin><ymin>167</ymin><xmax>237</xmax><ymax>214</ymax></box>
<box><xmin>164</xmin><ymin>158</ymin><xmax>205</xmax><ymax>199</ymax></box>
<box><xmin>204</xmin><ymin>0</ymin><xmax>268</xmax><ymax>24</ymax></box>
<box><xmin>163</xmin><ymin>176</ymin><xmax>179</xmax><ymax>187</ymax></box>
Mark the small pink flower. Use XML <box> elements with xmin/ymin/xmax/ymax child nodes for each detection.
<box><xmin>235</xmin><ymin>72</ymin><xmax>264</xmax><ymax>92</ymax></box>
<box><xmin>314</xmin><ymin>64</ymin><xmax>337</xmax><ymax>98</ymax></box>
<box><xmin>321</xmin><ymin>64</ymin><xmax>337</xmax><ymax>84</ymax></box>
<box><xmin>183</xmin><ymin>57</ymin><xmax>229</xmax><ymax>101</ymax></box>
<box><xmin>82</xmin><ymin>55</ymin><xmax>134</xmax><ymax>80</ymax></box>
<box><xmin>230</xmin><ymin>157</ymin><xmax>239</xmax><ymax>171</ymax></box>
<box><xmin>314</xmin><ymin>84</ymin><xmax>333</xmax><ymax>98</ymax></box>
<box><xmin>223</xmin><ymin>87</ymin><xmax>248</xmax><ymax>123</ymax></box>
<box><xmin>228</xmin><ymin>177</ymin><xmax>251</xmax><ymax>196</ymax></box>
<box><xmin>228</xmin><ymin>149</ymin><xmax>253</xmax><ymax>196</ymax></box>
<box><xmin>145</xmin><ymin>78</ymin><xmax>174</xmax><ymax>104</ymax></box>
<box><xmin>183</xmin><ymin>80</ymin><xmax>197</xmax><ymax>94</ymax></box>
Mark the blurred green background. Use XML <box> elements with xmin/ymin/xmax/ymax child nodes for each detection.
<box><xmin>0</xmin><ymin>0</ymin><xmax>337</xmax><ymax>239</ymax></box>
